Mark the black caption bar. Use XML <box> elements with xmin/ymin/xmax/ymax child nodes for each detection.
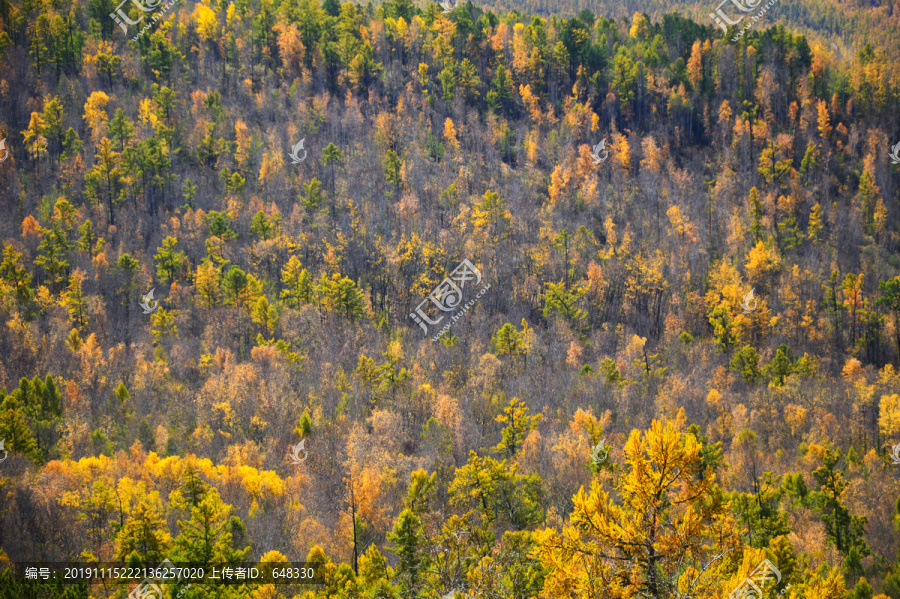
<box><xmin>12</xmin><ymin>562</ymin><xmax>325</xmax><ymax>585</ymax></box>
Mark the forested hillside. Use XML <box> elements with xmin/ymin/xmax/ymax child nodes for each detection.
<box><xmin>476</xmin><ymin>0</ymin><xmax>900</xmax><ymax>65</ymax></box>
<box><xmin>490</xmin><ymin>0</ymin><xmax>900</xmax><ymax>60</ymax></box>
<box><xmin>0</xmin><ymin>0</ymin><xmax>900</xmax><ymax>597</ymax></box>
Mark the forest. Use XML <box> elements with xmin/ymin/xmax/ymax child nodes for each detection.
<box><xmin>0</xmin><ymin>0</ymin><xmax>899</xmax><ymax>596</ymax></box>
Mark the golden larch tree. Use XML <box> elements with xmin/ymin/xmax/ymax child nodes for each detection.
<box><xmin>535</xmin><ymin>420</ymin><xmax>742</xmax><ymax>599</ymax></box>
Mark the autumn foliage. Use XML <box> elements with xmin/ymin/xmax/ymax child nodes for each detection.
<box><xmin>0</xmin><ymin>0</ymin><xmax>900</xmax><ymax>597</ymax></box>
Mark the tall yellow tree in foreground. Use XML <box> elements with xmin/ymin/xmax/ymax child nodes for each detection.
<box><xmin>535</xmin><ymin>420</ymin><xmax>742</xmax><ymax>599</ymax></box>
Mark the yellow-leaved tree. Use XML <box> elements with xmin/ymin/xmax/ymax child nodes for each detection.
<box><xmin>443</xmin><ymin>117</ymin><xmax>459</xmax><ymax>153</ymax></box>
<box><xmin>193</xmin><ymin>3</ymin><xmax>218</xmax><ymax>41</ymax></box>
<box><xmin>629</xmin><ymin>12</ymin><xmax>651</xmax><ymax>40</ymax></box>
<box><xmin>879</xmin><ymin>393</ymin><xmax>900</xmax><ymax>440</ymax></box>
<box><xmin>82</xmin><ymin>91</ymin><xmax>110</xmax><ymax>143</ymax></box>
<box><xmin>534</xmin><ymin>420</ymin><xmax>742</xmax><ymax>598</ymax></box>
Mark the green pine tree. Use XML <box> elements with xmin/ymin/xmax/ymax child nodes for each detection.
<box><xmin>0</xmin><ymin>394</ymin><xmax>42</xmax><ymax>463</ymax></box>
<box><xmin>173</xmin><ymin>488</ymin><xmax>250</xmax><ymax>565</ymax></box>
<box><xmin>387</xmin><ymin>509</ymin><xmax>423</xmax><ymax>599</ymax></box>
<box><xmin>494</xmin><ymin>397</ymin><xmax>542</xmax><ymax>457</ymax></box>
<box><xmin>115</xmin><ymin>499</ymin><xmax>172</xmax><ymax>566</ymax></box>
<box><xmin>154</xmin><ymin>236</ymin><xmax>187</xmax><ymax>283</ymax></box>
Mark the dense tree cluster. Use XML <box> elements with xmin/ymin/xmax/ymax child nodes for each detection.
<box><xmin>0</xmin><ymin>0</ymin><xmax>899</xmax><ymax>596</ymax></box>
